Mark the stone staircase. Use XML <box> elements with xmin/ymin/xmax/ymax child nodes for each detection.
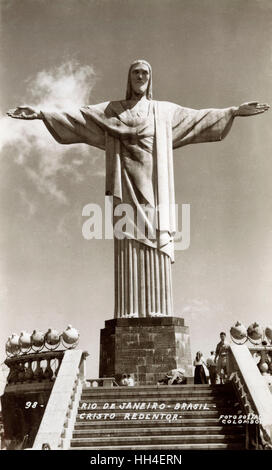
<box><xmin>70</xmin><ymin>384</ymin><xmax>245</xmax><ymax>450</ymax></box>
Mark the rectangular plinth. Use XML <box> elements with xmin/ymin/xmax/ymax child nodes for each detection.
<box><xmin>99</xmin><ymin>317</ymin><xmax>192</xmax><ymax>385</ymax></box>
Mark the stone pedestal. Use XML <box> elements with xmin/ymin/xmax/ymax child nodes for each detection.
<box><xmin>99</xmin><ymin>317</ymin><xmax>192</xmax><ymax>385</ymax></box>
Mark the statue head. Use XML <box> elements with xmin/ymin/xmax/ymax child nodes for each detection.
<box><xmin>126</xmin><ymin>60</ymin><xmax>152</xmax><ymax>100</ymax></box>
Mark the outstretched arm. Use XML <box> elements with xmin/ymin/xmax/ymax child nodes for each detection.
<box><xmin>7</xmin><ymin>105</ymin><xmax>106</xmax><ymax>150</ymax></box>
<box><xmin>7</xmin><ymin>104</ymin><xmax>147</xmax><ymax>147</ymax></box>
<box><xmin>172</xmin><ymin>101</ymin><xmax>269</xmax><ymax>149</ymax></box>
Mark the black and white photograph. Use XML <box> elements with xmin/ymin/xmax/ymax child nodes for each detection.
<box><xmin>0</xmin><ymin>0</ymin><xmax>272</xmax><ymax>463</ymax></box>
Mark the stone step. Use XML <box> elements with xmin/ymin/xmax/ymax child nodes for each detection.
<box><xmin>70</xmin><ymin>433</ymin><xmax>244</xmax><ymax>447</ymax></box>
<box><xmin>83</xmin><ymin>384</ymin><xmax>228</xmax><ymax>390</ymax></box>
<box><xmin>73</xmin><ymin>425</ymin><xmax>244</xmax><ymax>438</ymax></box>
<box><xmin>70</xmin><ymin>442</ymin><xmax>244</xmax><ymax>450</ymax></box>
<box><xmin>74</xmin><ymin>418</ymin><xmax>223</xmax><ymax>429</ymax></box>
<box><xmin>76</xmin><ymin>409</ymin><xmax>235</xmax><ymax>421</ymax></box>
<box><xmin>79</xmin><ymin>395</ymin><xmax>231</xmax><ymax>405</ymax></box>
<box><xmin>78</xmin><ymin>401</ymin><xmax>227</xmax><ymax>411</ymax></box>
<box><xmin>84</xmin><ymin>384</ymin><xmax>225</xmax><ymax>389</ymax></box>
<box><xmin>70</xmin><ymin>382</ymin><xmax>244</xmax><ymax>450</ymax></box>
<box><xmin>77</xmin><ymin>405</ymin><xmax>226</xmax><ymax>414</ymax></box>
<box><xmin>82</xmin><ymin>384</ymin><xmax>229</xmax><ymax>394</ymax></box>
<box><xmin>82</xmin><ymin>387</ymin><xmax>233</xmax><ymax>400</ymax></box>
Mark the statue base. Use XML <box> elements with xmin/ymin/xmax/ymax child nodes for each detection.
<box><xmin>99</xmin><ymin>317</ymin><xmax>192</xmax><ymax>385</ymax></box>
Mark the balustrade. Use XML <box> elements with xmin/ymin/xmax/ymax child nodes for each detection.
<box><xmin>5</xmin><ymin>351</ymin><xmax>64</xmax><ymax>386</ymax></box>
<box><xmin>228</xmin><ymin>344</ymin><xmax>272</xmax><ymax>449</ymax></box>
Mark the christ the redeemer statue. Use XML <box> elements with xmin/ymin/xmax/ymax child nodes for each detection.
<box><xmin>8</xmin><ymin>60</ymin><xmax>269</xmax><ymax>319</ymax></box>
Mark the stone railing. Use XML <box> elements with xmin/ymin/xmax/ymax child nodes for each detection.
<box><xmin>230</xmin><ymin>371</ymin><xmax>263</xmax><ymax>449</ymax></box>
<box><xmin>5</xmin><ymin>350</ymin><xmax>64</xmax><ymax>387</ymax></box>
<box><xmin>1</xmin><ymin>347</ymin><xmax>87</xmax><ymax>450</ymax></box>
<box><xmin>228</xmin><ymin>344</ymin><xmax>272</xmax><ymax>449</ymax></box>
<box><xmin>1</xmin><ymin>351</ymin><xmax>66</xmax><ymax>449</ymax></box>
<box><xmin>33</xmin><ymin>349</ymin><xmax>87</xmax><ymax>450</ymax></box>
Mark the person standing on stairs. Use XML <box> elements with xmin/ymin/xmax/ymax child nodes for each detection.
<box><xmin>193</xmin><ymin>352</ymin><xmax>208</xmax><ymax>384</ymax></box>
<box><xmin>215</xmin><ymin>332</ymin><xmax>230</xmax><ymax>384</ymax></box>
<box><xmin>206</xmin><ymin>351</ymin><xmax>217</xmax><ymax>385</ymax></box>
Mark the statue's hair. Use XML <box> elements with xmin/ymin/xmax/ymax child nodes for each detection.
<box><xmin>126</xmin><ymin>59</ymin><xmax>152</xmax><ymax>100</ymax></box>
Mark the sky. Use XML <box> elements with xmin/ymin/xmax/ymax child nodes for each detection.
<box><xmin>1</xmin><ymin>0</ymin><xmax>272</xmax><ymax>382</ymax></box>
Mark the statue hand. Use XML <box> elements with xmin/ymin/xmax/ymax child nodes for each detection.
<box><xmin>236</xmin><ymin>101</ymin><xmax>270</xmax><ymax>117</ymax></box>
<box><xmin>6</xmin><ymin>106</ymin><xmax>42</xmax><ymax>120</ymax></box>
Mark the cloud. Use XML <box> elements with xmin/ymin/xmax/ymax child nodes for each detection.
<box><xmin>0</xmin><ymin>61</ymin><xmax>103</xmax><ymax>204</ymax></box>
<box><xmin>181</xmin><ymin>299</ymin><xmax>212</xmax><ymax>320</ymax></box>
<box><xmin>16</xmin><ymin>188</ymin><xmax>37</xmax><ymax>217</ymax></box>
<box><xmin>27</xmin><ymin>61</ymin><xmax>96</xmax><ymax>110</ymax></box>
<box><xmin>255</xmin><ymin>0</ymin><xmax>272</xmax><ymax>11</ymax></box>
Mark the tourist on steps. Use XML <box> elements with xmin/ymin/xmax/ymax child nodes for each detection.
<box><xmin>215</xmin><ymin>332</ymin><xmax>230</xmax><ymax>384</ymax></box>
<box><xmin>206</xmin><ymin>351</ymin><xmax>217</xmax><ymax>385</ymax></box>
<box><xmin>193</xmin><ymin>352</ymin><xmax>208</xmax><ymax>384</ymax></box>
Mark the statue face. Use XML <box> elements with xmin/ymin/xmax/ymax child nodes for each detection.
<box><xmin>130</xmin><ymin>63</ymin><xmax>150</xmax><ymax>97</ymax></box>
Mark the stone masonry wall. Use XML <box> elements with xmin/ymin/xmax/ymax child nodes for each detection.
<box><xmin>99</xmin><ymin>317</ymin><xmax>192</xmax><ymax>385</ymax></box>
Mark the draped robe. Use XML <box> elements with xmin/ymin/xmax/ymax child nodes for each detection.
<box><xmin>41</xmin><ymin>100</ymin><xmax>236</xmax><ymax>317</ymax></box>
